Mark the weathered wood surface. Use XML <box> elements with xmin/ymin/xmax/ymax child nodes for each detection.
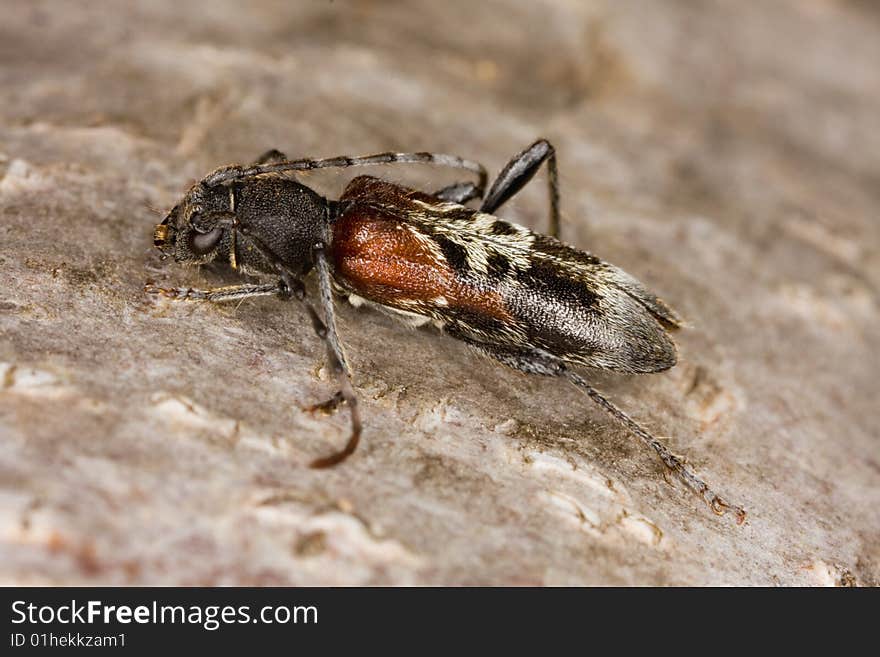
<box><xmin>1</xmin><ymin>0</ymin><xmax>878</xmax><ymax>585</ymax></box>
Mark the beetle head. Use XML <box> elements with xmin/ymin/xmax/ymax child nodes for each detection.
<box><xmin>154</xmin><ymin>170</ymin><xmax>332</xmax><ymax>278</ymax></box>
<box><xmin>153</xmin><ymin>180</ymin><xmax>234</xmax><ymax>265</ymax></box>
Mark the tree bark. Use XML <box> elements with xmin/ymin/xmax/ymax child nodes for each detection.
<box><xmin>1</xmin><ymin>0</ymin><xmax>878</xmax><ymax>585</ymax></box>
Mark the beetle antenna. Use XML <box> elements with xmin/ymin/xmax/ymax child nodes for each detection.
<box><xmin>203</xmin><ymin>151</ymin><xmax>488</xmax><ymax>197</ymax></box>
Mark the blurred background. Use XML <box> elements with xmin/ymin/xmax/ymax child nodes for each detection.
<box><xmin>1</xmin><ymin>0</ymin><xmax>878</xmax><ymax>585</ymax></box>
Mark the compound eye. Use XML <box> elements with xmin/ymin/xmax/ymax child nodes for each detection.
<box><xmin>189</xmin><ymin>226</ymin><xmax>224</xmax><ymax>255</ymax></box>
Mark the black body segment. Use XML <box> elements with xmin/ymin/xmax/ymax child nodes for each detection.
<box><xmin>232</xmin><ymin>177</ymin><xmax>330</xmax><ymax>276</ymax></box>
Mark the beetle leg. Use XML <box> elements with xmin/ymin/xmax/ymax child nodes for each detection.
<box><xmin>303</xmin><ymin>390</ymin><xmax>346</xmax><ymax>416</ymax></box>
<box><xmin>564</xmin><ymin>371</ymin><xmax>746</xmax><ymax>524</ymax></box>
<box><xmin>453</xmin><ymin>335</ymin><xmax>564</xmax><ymax>377</ymax></box>
<box><xmin>307</xmin><ymin>244</ymin><xmax>362</xmax><ymax>468</ymax></box>
<box><xmin>447</xmin><ymin>329</ymin><xmax>746</xmax><ymax>524</ymax></box>
<box><xmin>145</xmin><ymin>274</ymin><xmax>331</xmax><ymax>350</ymax></box>
<box><xmin>481</xmin><ymin>139</ymin><xmax>561</xmax><ymax>238</ymax></box>
<box><xmin>220</xmin><ymin>226</ymin><xmax>359</xmax><ymax>467</ymax></box>
<box><xmin>145</xmin><ymin>281</ymin><xmax>282</xmax><ymax>303</ymax></box>
<box><xmin>144</xmin><ymin>277</ymin><xmax>334</xmax><ymax>349</ymax></box>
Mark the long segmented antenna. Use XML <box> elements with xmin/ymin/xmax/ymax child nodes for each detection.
<box><xmin>202</xmin><ymin>151</ymin><xmax>488</xmax><ymax>196</ymax></box>
<box><xmin>566</xmin><ymin>370</ymin><xmax>747</xmax><ymax>524</ymax></box>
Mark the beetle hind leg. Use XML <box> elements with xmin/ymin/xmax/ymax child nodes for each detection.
<box><xmin>481</xmin><ymin>139</ymin><xmax>561</xmax><ymax>238</ymax></box>
<box><xmin>447</xmin><ymin>329</ymin><xmax>746</xmax><ymax>523</ymax></box>
<box><xmin>564</xmin><ymin>370</ymin><xmax>747</xmax><ymax>524</ymax></box>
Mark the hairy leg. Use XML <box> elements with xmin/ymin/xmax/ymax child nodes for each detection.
<box><xmin>145</xmin><ymin>281</ymin><xmax>282</xmax><ymax>302</ymax></box>
<box><xmin>481</xmin><ymin>139</ymin><xmax>561</xmax><ymax>238</ymax></box>
<box><xmin>448</xmin><ymin>329</ymin><xmax>746</xmax><ymax>523</ymax></box>
<box><xmin>306</xmin><ymin>245</ymin><xmax>361</xmax><ymax>468</ymax></box>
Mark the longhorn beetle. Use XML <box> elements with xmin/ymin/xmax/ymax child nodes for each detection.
<box><xmin>148</xmin><ymin>140</ymin><xmax>746</xmax><ymax>523</ymax></box>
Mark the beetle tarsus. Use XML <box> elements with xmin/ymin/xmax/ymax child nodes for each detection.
<box><xmin>566</xmin><ymin>370</ymin><xmax>746</xmax><ymax>524</ymax></box>
<box><xmin>304</xmin><ymin>390</ymin><xmax>346</xmax><ymax>416</ymax></box>
<box><xmin>308</xmin><ymin>375</ymin><xmax>361</xmax><ymax>469</ymax></box>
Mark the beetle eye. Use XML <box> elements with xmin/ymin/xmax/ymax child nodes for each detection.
<box><xmin>189</xmin><ymin>226</ymin><xmax>224</xmax><ymax>255</ymax></box>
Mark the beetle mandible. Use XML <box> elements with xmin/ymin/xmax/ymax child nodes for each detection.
<box><xmin>148</xmin><ymin>140</ymin><xmax>746</xmax><ymax>523</ymax></box>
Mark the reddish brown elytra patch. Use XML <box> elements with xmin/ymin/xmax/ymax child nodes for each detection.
<box><xmin>331</xmin><ymin>183</ymin><xmax>511</xmax><ymax>321</ymax></box>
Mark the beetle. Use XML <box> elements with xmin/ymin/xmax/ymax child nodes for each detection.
<box><xmin>148</xmin><ymin>140</ymin><xmax>746</xmax><ymax>523</ymax></box>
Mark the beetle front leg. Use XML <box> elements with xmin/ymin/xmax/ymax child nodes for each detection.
<box><xmin>145</xmin><ymin>281</ymin><xmax>283</xmax><ymax>302</ymax></box>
